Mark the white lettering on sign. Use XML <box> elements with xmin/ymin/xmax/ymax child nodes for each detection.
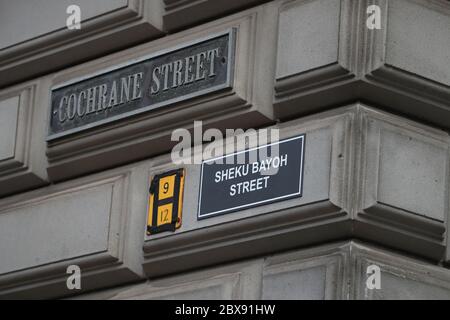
<box><xmin>213</xmin><ymin>154</ymin><xmax>288</xmax><ymax>196</ymax></box>
<box><xmin>150</xmin><ymin>48</ymin><xmax>219</xmax><ymax>95</ymax></box>
<box><xmin>230</xmin><ymin>176</ymin><xmax>270</xmax><ymax>196</ymax></box>
<box><xmin>198</xmin><ymin>134</ymin><xmax>304</xmax><ymax>219</ymax></box>
<box><xmin>57</xmin><ymin>72</ymin><xmax>143</xmax><ymax>123</ymax></box>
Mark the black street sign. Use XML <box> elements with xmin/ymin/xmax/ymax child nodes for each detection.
<box><xmin>198</xmin><ymin>135</ymin><xmax>305</xmax><ymax>219</ymax></box>
<box><xmin>48</xmin><ymin>29</ymin><xmax>235</xmax><ymax>140</ymax></box>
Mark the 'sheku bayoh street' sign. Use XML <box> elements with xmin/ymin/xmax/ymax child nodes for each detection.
<box><xmin>198</xmin><ymin>135</ymin><xmax>305</xmax><ymax>219</ymax></box>
<box><xmin>47</xmin><ymin>29</ymin><xmax>235</xmax><ymax>140</ymax></box>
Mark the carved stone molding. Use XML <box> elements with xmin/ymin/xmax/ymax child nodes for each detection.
<box><xmin>0</xmin><ymin>82</ymin><xmax>47</xmax><ymax>197</ymax></box>
<box><xmin>0</xmin><ymin>0</ymin><xmax>164</xmax><ymax>88</ymax></box>
<box><xmin>162</xmin><ymin>0</ymin><xmax>271</xmax><ymax>31</ymax></box>
<box><xmin>0</xmin><ymin>168</ymin><xmax>145</xmax><ymax>299</ymax></box>
<box><xmin>142</xmin><ymin>104</ymin><xmax>450</xmax><ymax>278</ymax></box>
<box><xmin>351</xmin><ymin>241</ymin><xmax>450</xmax><ymax>299</ymax></box>
<box><xmin>354</xmin><ymin>106</ymin><xmax>449</xmax><ymax>260</ymax></box>
<box><xmin>142</xmin><ymin>106</ymin><xmax>355</xmax><ymax>278</ymax></box>
<box><xmin>46</xmin><ymin>3</ymin><xmax>279</xmax><ymax>182</ymax></box>
<box><xmin>274</xmin><ymin>0</ymin><xmax>450</xmax><ymax>130</ymax></box>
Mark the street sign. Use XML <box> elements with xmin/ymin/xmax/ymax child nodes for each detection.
<box><xmin>147</xmin><ymin>168</ymin><xmax>185</xmax><ymax>235</ymax></box>
<box><xmin>198</xmin><ymin>135</ymin><xmax>305</xmax><ymax>219</ymax></box>
<box><xmin>48</xmin><ymin>29</ymin><xmax>236</xmax><ymax>140</ymax></box>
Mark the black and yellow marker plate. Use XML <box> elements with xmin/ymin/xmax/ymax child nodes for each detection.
<box><xmin>147</xmin><ymin>168</ymin><xmax>185</xmax><ymax>235</ymax></box>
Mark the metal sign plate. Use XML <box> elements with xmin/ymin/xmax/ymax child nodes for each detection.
<box><xmin>198</xmin><ymin>135</ymin><xmax>305</xmax><ymax>219</ymax></box>
<box><xmin>48</xmin><ymin>29</ymin><xmax>236</xmax><ymax>140</ymax></box>
<box><xmin>147</xmin><ymin>168</ymin><xmax>185</xmax><ymax>235</ymax></box>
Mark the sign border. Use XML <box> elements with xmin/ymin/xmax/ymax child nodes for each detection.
<box><xmin>197</xmin><ymin>134</ymin><xmax>306</xmax><ymax>220</ymax></box>
<box><xmin>47</xmin><ymin>28</ymin><xmax>236</xmax><ymax>141</ymax></box>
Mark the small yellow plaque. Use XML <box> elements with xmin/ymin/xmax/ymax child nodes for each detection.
<box><xmin>147</xmin><ymin>168</ymin><xmax>185</xmax><ymax>235</ymax></box>
<box><xmin>158</xmin><ymin>175</ymin><xmax>175</xmax><ymax>200</ymax></box>
<box><xmin>157</xmin><ymin>203</ymin><xmax>173</xmax><ymax>226</ymax></box>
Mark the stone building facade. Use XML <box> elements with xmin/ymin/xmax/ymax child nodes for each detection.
<box><xmin>0</xmin><ymin>0</ymin><xmax>449</xmax><ymax>299</ymax></box>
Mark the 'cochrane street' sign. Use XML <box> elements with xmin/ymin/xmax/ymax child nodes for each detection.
<box><xmin>198</xmin><ymin>135</ymin><xmax>305</xmax><ymax>219</ymax></box>
<box><xmin>48</xmin><ymin>29</ymin><xmax>235</xmax><ymax>140</ymax></box>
